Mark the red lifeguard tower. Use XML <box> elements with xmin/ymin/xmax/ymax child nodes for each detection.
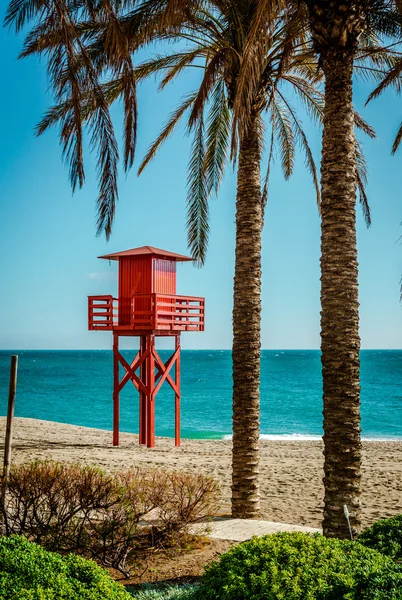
<box><xmin>87</xmin><ymin>246</ymin><xmax>204</xmax><ymax>448</ymax></box>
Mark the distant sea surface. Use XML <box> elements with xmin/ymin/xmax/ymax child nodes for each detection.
<box><xmin>0</xmin><ymin>350</ymin><xmax>401</xmax><ymax>440</ymax></box>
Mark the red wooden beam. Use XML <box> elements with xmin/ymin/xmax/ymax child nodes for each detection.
<box><xmin>175</xmin><ymin>335</ymin><xmax>181</xmax><ymax>447</ymax></box>
<box><xmin>146</xmin><ymin>334</ymin><xmax>155</xmax><ymax>448</ymax></box>
<box><xmin>113</xmin><ymin>334</ymin><xmax>119</xmax><ymax>446</ymax></box>
<box><xmin>152</xmin><ymin>346</ymin><xmax>180</xmax><ymax>397</ymax></box>
<box><xmin>139</xmin><ymin>336</ymin><xmax>147</xmax><ymax>445</ymax></box>
<box><xmin>152</xmin><ymin>348</ymin><xmax>179</xmax><ymax>396</ymax></box>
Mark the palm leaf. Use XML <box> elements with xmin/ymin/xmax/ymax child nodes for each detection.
<box><xmin>186</xmin><ymin>114</ymin><xmax>209</xmax><ymax>266</ymax></box>
<box><xmin>270</xmin><ymin>95</ymin><xmax>294</xmax><ymax>180</ymax></box>
<box><xmin>138</xmin><ymin>92</ymin><xmax>198</xmax><ymax>174</ymax></box>
<box><xmin>204</xmin><ymin>80</ymin><xmax>231</xmax><ymax>195</ymax></box>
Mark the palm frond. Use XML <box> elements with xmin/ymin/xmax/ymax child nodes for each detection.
<box><xmin>188</xmin><ymin>49</ymin><xmax>226</xmax><ymax>130</ymax></box>
<box><xmin>138</xmin><ymin>92</ymin><xmax>198</xmax><ymax>175</ymax></box>
<box><xmin>392</xmin><ymin>121</ymin><xmax>402</xmax><ymax>154</ymax></box>
<box><xmin>204</xmin><ymin>80</ymin><xmax>231</xmax><ymax>195</ymax></box>
<box><xmin>4</xmin><ymin>0</ymin><xmax>45</xmax><ymax>32</ymax></box>
<box><xmin>354</xmin><ymin>111</ymin><xmax>376</xmax><ymax>139</ymax></box>
<box><xmin>366</xmin><ymin>57</ymin><xmax>402</xmax><ymax>103</ymax></box>
<box><xmin>270</xmin><ymin>95</ymin><xmax>294</xmax><ymax>180</ymax></box>
<box><xmin>275</xmin><ymin>90</ymin><xmax>320</xmax><ymax>209</ymax></box>
<box><xmin>355</xmin><ymin>139</ymin><xmax>371</xmax><ymax>227</ymax></box>
<box><xmin>261</xmin><ymin>127</ymin><xmax>275</xmax><ymax>220</ymax></box>
<box><xmin>186</xmin><ymin>114</ymin><xmax>209</xmax><ymax>266</ymax></box>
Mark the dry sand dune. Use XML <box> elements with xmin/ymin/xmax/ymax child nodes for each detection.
<box><xmin>1</xmin><ymin>417</ymin><xmax>401</xmax><ymax>529</ymax></box>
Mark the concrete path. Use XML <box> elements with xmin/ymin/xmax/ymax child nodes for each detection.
<box><xmin>191</xmin><ymin>518</ymin><xmax>321</xmax><ymax>542</ymax></box>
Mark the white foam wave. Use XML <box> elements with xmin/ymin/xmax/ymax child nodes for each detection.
<box><xmin>222</xmin><ymin>434</ymin><xmax>402</xmax><ymax>442</ymax></box>
<box><xmin>223</xmin><ymin>433</ymin><xmax>320</xmax><ymax>441</ymax></box>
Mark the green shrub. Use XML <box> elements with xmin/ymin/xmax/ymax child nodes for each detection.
<box><xmin>358</xmin><ymin>515</ymin><xmax>402</xmax><ymax>562</ymax></box>
<box><xmin>0</xmin><ymin>535</ymin><xmax>131</xmax><ymax>599</ymax></box>
<box><xmin>197</xmin><ymin>532</ymin><xmax>402</xmax><ymax>599</ymax></box>
<box><xmin>128</xmin><ymin>583</ymin><xmax>198</xmax><ymax>599</ymax></box>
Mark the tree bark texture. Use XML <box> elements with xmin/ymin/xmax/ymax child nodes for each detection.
<box><xmin>231</xmin><ymin>114</ymin><xmax>262</xmax><ymax>519</ymax></box>
<box><xmin>320</xmin><ymin>54</ymin><xmax>362</xmax><ymax>538</ymax></box>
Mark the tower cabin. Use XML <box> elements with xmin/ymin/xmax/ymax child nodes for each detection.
<box><xmin>87</xmin><ymin>246</ymin><xmax>205</xmax><ymax>448</ymax></box>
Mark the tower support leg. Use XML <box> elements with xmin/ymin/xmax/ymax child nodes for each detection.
<box><xmin>175</xmin><ymin>335</ymin><xmax>181</xmax><ymax>447</ymax></box>
<box><xmin>113</xmin><ymin>333</ymin><xmax>120</xmax><ymax>446</ymax></box>
<box><xmin>146</xmin><ymin>334</ymin><xmax>155</xmax><ymax>448</ymax></box>
<box><xmin>139</xmin><ymin>336</ymin><xmax>147</xmax><ymax>445</ymax></box>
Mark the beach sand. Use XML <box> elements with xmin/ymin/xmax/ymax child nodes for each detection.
<box><xmin>1</xmin><ymin>417</ymin><xmax>401</xmax><ymax>529</ymax></box>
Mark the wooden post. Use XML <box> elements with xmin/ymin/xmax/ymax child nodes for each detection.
<box><xmin>139</xmin><ymin>336</ymin><xmax>147</xmax><ymax>445</ymax></box>
<box><xmin>113</xmin><ymin>334</ymin><xmax>120</xmax><ymax>446</ymax></box>
<box><xmin>146</xmin><ymin>334</ymin><xmax>155</xmax><ymax>448</ymax></box>
<box><xmin>175</xmin><ymin>336</ymin><xmax>181</xmax><ymax>447</ymax></box>
<box><xmin>1</xmin><ymin>355</ymin><xmax>18</xmax><ymax>503</ymax></box>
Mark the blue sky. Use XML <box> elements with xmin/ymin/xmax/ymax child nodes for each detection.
<box><xmin>0</xmin><ymin>19</ymin><xmax>401</xmax><ymax>350</ymax></box>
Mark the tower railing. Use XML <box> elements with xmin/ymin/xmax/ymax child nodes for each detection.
<box><xmin>88</xmin><ymin>293</ymin><xmax>204</xmax><ymax>332</ymax></box>
<box><xmin>88</xmin><ymin>295</ymin><xmax>118</xmax><ymax>330</ymax></box>
<box><xmin>131</xmin><ymin>293</ymin><xmax>205</xmax><ymax>331</ymax></box>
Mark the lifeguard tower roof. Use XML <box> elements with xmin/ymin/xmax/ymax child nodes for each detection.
<box><xmin>98</xmin><ymin>245</ymin><xmax>193</xmax><ymax>262</ymax></box>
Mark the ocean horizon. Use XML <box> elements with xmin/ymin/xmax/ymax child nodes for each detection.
<box><xmin>0</xmin><ymin>349</ymin><xmax>401</xmax><ymax>441</ymax></box>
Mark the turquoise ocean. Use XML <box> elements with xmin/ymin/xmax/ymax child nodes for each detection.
<box><xmin>0</xmin><ymin>350</ymin><xmax>401</xmax><ymax>440</ymax></box>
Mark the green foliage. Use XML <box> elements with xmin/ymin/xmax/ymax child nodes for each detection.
<box><xmin>128</xmin><ymin>583</ymin><xmax>198</xmax><ymax>599</ymax></box>
<box><xmin>197</xmin><ymin>532</ymin><xmax>402</xmax><ymax>600</ymax></box>
<box><xmin>0</xmin><ymin>535</ymin><xmax>131</xmax><ymax>599</ymax></box>
<box><xmin>359</xmin><ymin>515</ymin><xmax>402</xmax><ymax>562</ymax></box>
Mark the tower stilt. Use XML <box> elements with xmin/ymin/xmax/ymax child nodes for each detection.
<box><xmin>175</xmin><ymin>335</ymin><xmax>181</xmax><ymax>447</ymax></box>
<box><xmin>113</xmin><ymin>333</ymin><xmax>120</xmax><ymax>446</ymax></box>
<box><xmin>111</xmin><ymin>333</ymin><xmax>182</xmax><ymax>448</ymax></box>
<box><xmin>139</xmin><ymin>335</ymin><xmax>147</xmax><ymax>445</ymax></box>
<box><xmin>146</xmin><ymin>334</ymin><xmax>155</xmax><ymax>448</ymax></box>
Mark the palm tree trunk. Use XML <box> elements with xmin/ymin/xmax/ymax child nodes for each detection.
<box><xmin>231</xmin><ymin>114</ymin><xmax>262</xmax><ymax>519</ymax></box>
<box><xmin>320</xmin><ymin>54</ymin><xmax>361</xmax><ymax>538</ymax></box>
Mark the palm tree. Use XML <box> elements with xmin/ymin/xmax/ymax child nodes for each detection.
<box><xmin>293</xmin><ymin>2</ymin><xmax>402</xmax><ymax>538</ymax></box>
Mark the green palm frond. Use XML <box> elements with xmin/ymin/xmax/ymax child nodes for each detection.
<box><xmin>270</xmin><ymin>95</ymin><xmax>294</xmax><ymax>180</ymax></box>
<box><xmin>204</xmin><ymin>80</ymin><xmax>231</xmax><ymax>195</ymax></box>
<box><xmin>186</xmin><ymin>114</ymin><xmax>209</xmax><ymax>266</ymax></box>
<box><xmin>391</xmin><ymin>121</ymin><xmax>402</xmax><ymax>153</ymax></box>
<box><xmin>159</xmin><ymin>47</ymin><xmax>210</xmax><ymax>89</ymax></box>
<box><xmin>121</xmin><ymin>67</ymin><xmax>137</xmax><ymax>171</ymax></box>
<box><xmin>4</xmin><ymin>0</ymin><xmax>46</xmax><ymax>32</ymax></box>
<box><xmin>261</xmin><ymin>127</ymin><xmax>275</xmax><ymax>219</ymax></box>
<box><xmin>366</xmin><ymin>57</ymin><xmax>402</xmax><ymax>103</ymax></box>
<box><xmin>188</xmin><ymin>49</ymin><xmax>227</xmax><ymax>129</ymax></box>
<box><xmin>90</xmin><ymin>103</ymin><xmax>120</xmax><ymax>239</ymax></box>
<box><xmin>275</xmin><ymin>90</ymin><xmax>320</xmax><ymax>208</ymax></box>
<box><xmin>138</xmin><ymin>92</ymin><xmax>198</xmax><ymax>175</ymax></box>
<box><xmin>368</xmin><ymin>8</ymin><xmax>402</xmax><ymax>39</ymax></box>
<box><xmin>354</xmin><ymin>111</ymin><xmax>376</xmax><ymax>139</ymax></box>
<box><xmin>355</xmin><ymin>139</ymin><xmax>371</xmax><ymax>227</ymax></box>
<box><xmin>281</xmin><ymin>74</ymin><xmax>324</xmax><ymax>123</ymax></box>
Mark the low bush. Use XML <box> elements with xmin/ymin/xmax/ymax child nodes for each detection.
<box><xmin>0</xmin><ymin>534</ymin><xmax>131</xmax><ymax>599</ymax></box>
<box><xmin>1</xmin><ymin>461</ymin><xmax>220</xmax><ymax>576</ymax></box>
<box><xmin>128</xmin><ymin>583</ymin><xmax>198</xmax><ymax>599</ymax></box>
<box><xmin>358</xmin><ymin>515</ymin><xmax>402</xmax><ymax>562</ymax></box>
<box><xmin>197</xmin><ymin>532</ymin><xmax>402</xmax><ymax>599</ymax></box>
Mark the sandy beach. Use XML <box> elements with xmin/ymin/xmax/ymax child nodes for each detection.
<box><xmin>1</xmin><ymin>417</ymin><xmax>401</xmax><ymax>529</ymax></box>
